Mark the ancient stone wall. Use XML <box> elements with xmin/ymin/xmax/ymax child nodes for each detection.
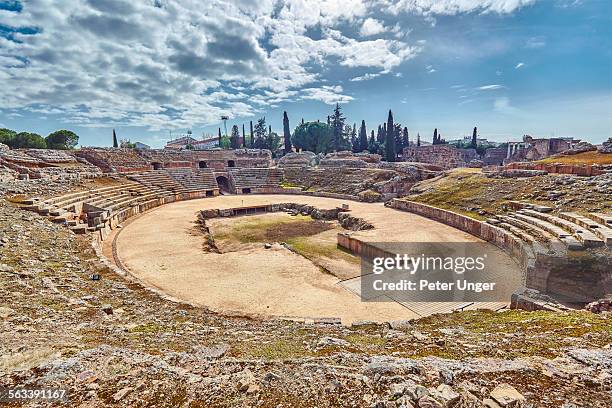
<box><xmin>505</xmin><ymin>162</ymin><xmax>605</xmax><ymax>176</ymax></box>
<box><xmin>401</xmin><ymin>145</ymin><xmax>471</xmax><ymax>169</ymax></box>
<box><xmin>385</xmin><ymin>199</ymin><xmax>610</xmax><ymax>304</ymax></box>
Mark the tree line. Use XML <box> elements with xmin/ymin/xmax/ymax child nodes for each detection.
<box><xmin>225</xmin><ymin>104</ymin><xmax>481</xmax><ymax>162</ymax></box>
<box><xmin>0</xmin><ymin>128</ymin><xmax>79</xmax><ymax>150</ymax></box>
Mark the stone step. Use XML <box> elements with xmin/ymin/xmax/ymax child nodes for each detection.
<box><xmin>588</xmin><ymin>213</ymin><xmax>612</xmax><ymax>226</ymax></box>
<box><xmin>509</xmin><ymin>213</ymin><xmax>583</xmax><ymax>250</ymax></box>
<box><xmin>559</xmin><ymin>213</ymin><xmax>612</xmax><ymax>247</ymax></box>
<box><xmin>496</xmin><ymin>215</ymin><xmax>558</xmax><ymax>242</ymax></box>
<box><xmin>70</xmin><ymin>224</ymin><xmax>87</xmax><ymax>234</ymax></box>
<box><xmin>497</xmin><ymin>222</ymin><xmax>536</xmax><ymax>243</ymax></box>
<box><xmin>520</xmin><ymin>209</ymin><xmax>603</xmax><ymax>248</ymax></box>
<box><xmin>507</xmin><ymin>201</ymin><xmax>553</xmax><ymax>213</ymax></box>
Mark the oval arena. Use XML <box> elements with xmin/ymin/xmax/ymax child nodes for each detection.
<box><xmin>18</xmin><ymin>147</ymin><xmax>609</xmax><ymax>324</ymax></box>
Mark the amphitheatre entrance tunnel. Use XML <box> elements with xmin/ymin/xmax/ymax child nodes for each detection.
<box><xmin>215</xmin><ymin>175</ymin><xmax>231</xmax><ymax>193</ymax></box>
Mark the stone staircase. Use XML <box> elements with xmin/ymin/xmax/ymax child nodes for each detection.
<box><xmin>23</xmin><ymin>182</ymin><xmax>162</xmax><ymax>233</ymax></box>
<box><xmin>166</xmin><ymin>168</ymin><xmax>218</xmax><ymax>191</ymax></box>
<box><xmin>229</xmin><ymin>168</ymin><xmax>283</xmax><ymax>190</ymax></box>
<box><xmin>127</xmin><ymin>170</ymin><xmax>192</xmax><ymax>194</ymax></box>
<box><xmin>488</xmin><ymin>202</ymin><xmax>611</xmax><ymax>250</ymax></box>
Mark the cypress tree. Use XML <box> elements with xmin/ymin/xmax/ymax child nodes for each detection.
<box><xmin>368</xmin><ymin>130</ymin><xmax>376</xmax><ymax>153</ymax></box>
<box><xmin>417</xmin><ymin>133</ymin><xmax>421</xmax><ymax>147</ymax></box>
<box><xmin>242</xmin><ymin>124</ymin><xmax>246</xmax><ymax>147</ymax></box>
<box><xmin>472</xmin><ymin>127</ymin><xmax>478</xmax><ymax>148</ymax></box>
<box><xmin>230</xmin><ymin>125</ymin><xmax>240</xmax><ymax>149</ymax></box>
<box><xmin>385</xmin><ymin>110</ymin><xmax>396</xmax><ymax>162</ymax></box>
<box><xmin>402</xmin><ymin>127</ymin><xmax>409</xmax><ymax>149</ymax></box>
<box><xmin>250</xmin><ymin>120</ymin><xmax>254</xmax><ymax>147</ymax></box>
<box><xmin>433</xmin><ymin>128</ymin><xmax>438</xmax><ymax>145</ymax></box>
<box><xmin>358</xmin><ymin>120</ymin><xmax>368</xmax><ymax>152</ymax></box>
<box><xmin>218</xmin><ymin>128</ymin><xmax>222</xmax><ymax>143</ymax></box>
<box><xmin>330</xmin><ymin>103</ymin><xmax>346</xmax><ymax>151</ymax></box>
<box><xmin>283</xmin><ymin>111</ymin><xmax>292</xmax><ymax>154</ymax></box>
<box><xmin>112</xmin><ymin>129</ymin><xmax>118</xmax><ymax>148</ymax></box>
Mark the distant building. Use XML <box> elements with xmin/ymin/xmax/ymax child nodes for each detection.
<box><xmin>505</xmin><ymin>135</ymin><xmax>579</xmax><ymax>162</ymax></box>
<box><xmin>165</xmin><ymin>136</ymin><xmax>199</xmax><ymax>150</ymax></box>
<box><xmin>134</xmin><ymin>142</ymin><xmax>150</xmax><ymax>150</ymax></box>
<box><xmin>193</xmin><ymin>137</ymin><xmax>221</xmax><ymax>150</ymax></box>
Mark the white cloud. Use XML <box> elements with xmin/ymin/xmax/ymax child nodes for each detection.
<box><xmin>426</xmin><ymin>65</ymin><xmax>436</xmax><ymax>73</ymax></box>
<box><xmin>350</xmin><ymin>72</ymin><xmax>383</xmax><ymax>81</ymax></box>
<box><xmin>477</xmin><ymin>84</ymin><xmax>505</xmax><ymax>90</ymax></box>
<box><xmin>383</xmin><ymin>0</ymin><xmax>538</xmax><ymax>15</ymax></box>
<box><xmin>301</xmin><ymin>85</ymin><xmax>353</xmax><ymax>104</ymax></box>
<box><xmin>515</xmin><ymin>62</ymin><xmax>525</xmax><ymax>69</ymax></box>
<box><xmin>360</xmin><ymin>18</ymin><xmax>387</xmax><ymax>36</ymax></box>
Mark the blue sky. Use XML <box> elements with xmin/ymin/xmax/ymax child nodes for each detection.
<box><xmin>0</xmin><ymin>0</ymin><xmax>610</xmax><ymax>148</ymax></box>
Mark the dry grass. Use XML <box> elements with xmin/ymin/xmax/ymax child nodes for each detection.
<box><xmin>538</xmin><ymin>151</ymin><xmax>612</xmax><ymax>165</ymax></box>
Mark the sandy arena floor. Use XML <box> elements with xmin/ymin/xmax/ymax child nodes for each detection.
<box><xmin>108</xmin><ymin>195</ymin><xmax>521</xmax><ymax>323</ymax></box>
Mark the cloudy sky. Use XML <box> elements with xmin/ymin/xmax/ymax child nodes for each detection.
<box><xmin>0</xmin><ymin>0</ymin><xmax>610</xmax><ymax>147</ymax></box>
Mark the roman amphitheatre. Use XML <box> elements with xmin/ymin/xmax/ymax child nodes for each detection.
<box><xmin>1</xmin><ymin>142</ymin><xmax>611</xmax><ymax>406</ymax></box>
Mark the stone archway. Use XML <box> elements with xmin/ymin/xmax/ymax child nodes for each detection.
<box><xmin>216</xmin><ymin>175</ymin><xmax>231</xmax><ymax>194</ymax></box>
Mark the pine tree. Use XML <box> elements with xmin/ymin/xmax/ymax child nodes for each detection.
<box><xmin>283</xmin><ymin>111</ymin><xmax>292</xmax><ymax>154</ymax></box>
<box><xmin>358</xmin><ymin>120</ymin><xmax>368</xmax><ymax>152</ymax></box>
<box><xmin>330</xmin><ymin>103</ymin><xmax>346</xmax><ymax>151</ymax></box>
<box><xmin>393</xmin><ymin>123</ymin><xmax>402</xmax><ymax>151</ymax></box>
<box><xmin>368</xmin><ymin>129</ymin><xmax>377</xmax><ymax>153</ymax></box>
<box><xmin>112</xmin><ymin>129</ymin><xmax>118</xmax><ymax>148</ymax></box>
<box><xmin>230</xmin><ymin>125</ymin><xmax>240</xmax><ymax>149</ymax></box>
<box><xmin>253</xmin><ymin>117</ymin><xmax>267</xmax><ymax>149</ymax></box>
<box><xmin>472</xmin><ymin>126</ymin><xmax>478</xmax><ymax>149</ymax></box>
<box><xmin>377</xmin><ymin>125</ymin><xmax>383</xmax><ymax>143</ymax></box>
<box><xmin>250</xmin><ymin>120</ymin><xmax>254</xmax><ymax>147</ymax></box>
<box><xmin>385</xmin><ymin>110</ymin><xmax>396</xmax><ymax>162</ymax></box>
<box><xmin>402</xmin><ymin>127</ymin><xmax>409</xmax><ymax>149</ymax></box>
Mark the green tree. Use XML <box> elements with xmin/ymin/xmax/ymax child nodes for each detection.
<box><xmin>384</xmin><ymin>110</ymin><xmax>396</xmax><ymax>162</ymax></box>
<box><xmin>12</xmin><ymin>132</ymin><xmax>47</xmax><ymax>149</ymax></box>
<box><xmin>230</xmin><ymin>125</ymin><xmax>241</xmax><ymax>149</ymax></box>
<box><xmin>367</xmin><ymin>129</ymin><xmax>378</xmax><ymax>153</ymax></box>
<box><xmin>291</xmin><ymin>121</ymin><xmax>333</xmax><ymax>154</ymax></box>
<box><xmin>472</xmin><ymin>126</ymin><xmax>478</xmax><ymax>148</ymax></box>
<box><xmin>283</xmin><ymin>111</ymin><xmax>292</xmax><ymax>154</ymax></box>
<box><xmin>330</xmin><ymin>103</ymin><xmax>347</xmax><ymax>151</ymax></box>
<box><xmin>402</xmin><ymin>127</ymin><xmax>409</xmax><ymax>149</ymax></box>
<box><xmin>253</xmin><ymin>117</ymin><xmax>268</xmax><ymax>149</ymax></box>
<box><xmin>112</xmin><ymin>129</ymin><xmax>118</xmax><ymax>148</ymax></box>
<box><xmin>358</xmin><ymin>120</ymin><xmax>368</xmax><ymax>152</ymax></box>
<box><xmin>0</xmin><ymin>128</ymin><xmax>16</xmax><ymax>147</ymax></box>
<box><xmin>242</xmin><ymin>124</ymin><xmax>246</xmax><ymax>148</ymax></box>
<box><xmin>45</xmin><ymin>129</ymin><xmax>79</xmax><ymax>150</ymax></box>
<box><xmin>433</xmin><ymin>128</ymin><xmax>438</xmax><ymax>145</ymax></box>
<box><xmin>393</xmin><ymin>123</ymin><xmax>402</xmax><ymax>151</ymax></box>
<box><xmin>249</xmin><ymin>120</ymin><xmax>254</xmax><ymax>147</ymax></box>
<box><xmin>417</xmin><ymin>133</ymin><xmax>421</xmax><ymax>147</ymax></box>
<box><xmin>266</xmin><ymin>132</ymin><xmax>282</xmax><ymax>157</ymax></box>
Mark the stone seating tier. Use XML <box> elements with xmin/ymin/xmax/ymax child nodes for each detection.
<box><xmin>228</xmin><ymin>168</ymin><xmax>283</xmax><ymax>189</ymax></box>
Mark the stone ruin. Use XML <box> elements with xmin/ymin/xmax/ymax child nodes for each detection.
<box><xmin>598</xmin><ymin>137</ymin><xmax>612</xmax><ymax>154</ymax></box>
<box><xmin>401</xmin><ymin>144</ymin><xmax>475</xmax><ymax>169</ymax></box>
